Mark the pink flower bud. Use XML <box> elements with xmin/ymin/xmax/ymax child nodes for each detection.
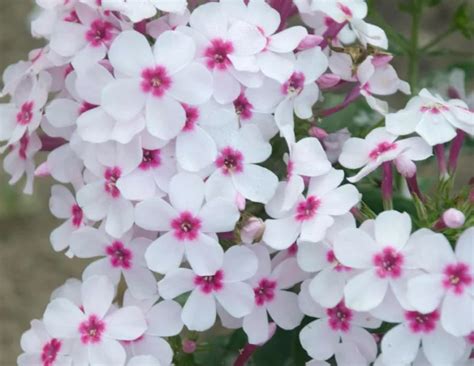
<box><xmin>297</xmin><ymin>34</ymin><xmax>323</xmax><ymax>51</ymax></box>
<box><xmin>394</xmin><ymin>155</ymin><xmax>417</xmax><ymax>178</ymax></box>
<box><xmin>442</xmin><ymin>209</ymin><xmax>465</xmax><ymax>229</ymax></box>
<box><xmin>236</xmin><ymin>193</ymin><xmax>246</xmax><ymax>211</ymax></box>
<box><xmin>240</xmin><ymin>217</ymin><xmax>265</xmax><ymax>244</ymax></box>
<box><xmin>34</xmin><ymin>162</ymin><xmax>50</xmax><ymax>177</ymax></box>
<box><xmin>308</xmin><ymin>126</ymin><xmax>328</xmax><ymax>140</ymax></box>
<box><xmin>182</xmin><ymin>339</ymin><xmax>197</xmax><ymax>354</ymax></box>
<box><xmin>371</xmin><ymin>54</ymin><xmax>393</xmax><ymax>67</ymax></box>
<box><xmin>317</xmin><ymin>73</ymin><xmax>341</xmax><ymax>89</ymax></box>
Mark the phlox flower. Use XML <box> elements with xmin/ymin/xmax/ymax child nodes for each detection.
<box><xmin>100</xmin><ymin>0</ymin><xmax>188</xmax><ymax>23</ymax></box>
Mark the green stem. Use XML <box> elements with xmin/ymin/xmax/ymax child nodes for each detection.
<box><xmin>408</xmin><ymin>0</ymin><xmax>422</xmax><ymax>93</ymax></box>
<box><xmin>420</xmin><ymin>27</ymin><xmax>456</xmax><ymax>52</ymax></box>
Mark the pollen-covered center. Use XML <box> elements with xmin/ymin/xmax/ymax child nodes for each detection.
<box><xmin>216</xmin><ymin>147</ymin><xmax>244</xmax><ymax>175</ymax></box>
<box><xmin>141</xmin><ymin>66</ymin><xmax>172</xmax><ymax>97</ymax></box>
<box><xmin>405</xmin><ymin>310</ymin><xmax>439</xmax><ymax>334</ymax></box>
<box><xmin>194</xmin><ymin>270</ymin><xmax>224</xmax><ymax>294</ymax></box>
<box><xmin>204</xmin><ymin>38</ymin><xmax>234</xmax><ymax>71</ymax></box>
<box><xmin>296</xmin><ymin>195</ymin><xmax>320</xmax><ymax>221</ymax></box>
<box><xmin>16</xmin><ymin>101</ymin><xmax>34</xmax><ymax>125</ymax></box>
<box><xmin>106</xmin><ymin>241</ymin><xmax>133</xmax><ymax>269</ymax></box>
<box><xmin>373</xmin><ymin>246</ymin><xmax>404</xmax><ymax>279</ymax></box>
<box><xmin>327</xmin><ymin>301</ymin><xmax>353</xmax><ymax>332</ymax></box>
<box><xmin>254</xmin><ymin>278</ymin><xmax>277</xmax><ymax>306</ymax></box>
<box><xmin>282</xmin><ymin>72</ymin><xmax>305</xmax><ymax>96</ymax></box>
<box><xmin>79</xmin><ymin>315</ymin><xmax>106</xmax><ymax>344</ymax></box>
<box><xmin>171</xmin><ymin>211</ymin><xmax>202</xmax><ymax>241</ymax></box>
<box><xmin>139</xmin><ymin>149</ymin><xmax>161</xmax><ymax>170</ymax></box>
<box><xmin>443</xmin><ymin>262</ymin><xmax>472</xmax><ymax>294</ymax></box>
<box><xmin>41</xmin><ymin>338</ymin><xmax>61</xmax><ymax>366</ymax></box>
<box><xmin>85</xmin><ymin>19</ymin><xmax>114</xmax><ymax>47</ymax></box>
<box><xmin>104</xmin><ymin>167</ymin><xmax>121</xmax><ymax>198</ymax></box>
<box><xmin>369</xmin><ymin>141</ymin><xmax>397</xmax><ymax>160</ymax></box>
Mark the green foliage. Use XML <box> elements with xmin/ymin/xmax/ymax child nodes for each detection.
<box><xmin>453</xmin><ymin>2</ymin><xmax>474</xmax><ymax>38</ymax></box>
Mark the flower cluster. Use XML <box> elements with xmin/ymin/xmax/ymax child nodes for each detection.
<box><xmin>1</xmin><ymin>0</ymin><xmax>473</xmax><ymax>365</ymax></box>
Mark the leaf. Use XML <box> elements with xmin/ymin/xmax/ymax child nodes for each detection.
<box><xmin>453</xmin><ymin>2</ymin><xmax>474</xmax><ymax>39</ymax></box>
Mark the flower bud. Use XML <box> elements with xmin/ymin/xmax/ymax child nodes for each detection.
<box><xmin>442</xmin><ymin>208</ymin><xmax>465</xmax><ymax>229</ymax></box>
<box><xmin>297</xmin><ymin>34</ymin><xmax>323</xmax><ymax>51</ymax></box>
<box><xmin>317</xmin><ymin>73</ymin><xmax>341</xmax><ymax>89</ymax></box>
<box><xmin>34</xmin><ymin>161</ymin><xmax>50</xmax><ymax>177</ymax></box>
<box><xmin>240</xmin><ymin>217</ymin><xmax>265</xmax><ymax>244</ymax></box>
<box><xmin>182</xmin><ymin>339</ymin><xmax>197</xmax><ymax>354</ymax></box>
<box><xmin>308</xmin><ymin>126</ymin><xmax>328</xmax><ymax>140</ymax></box>
<box><xmin>394</xmin><ymin>155</ymin><xmax>417</xmax><ymax>178</ymax></box>
<box><xmin>236</xmin><ymin>193</ymin><xmax>246</xmax><ymax>211</ymax></box>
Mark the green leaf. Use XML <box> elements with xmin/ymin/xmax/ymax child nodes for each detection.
<box><xmin>453</xmin><ymin>2</ymin><xmax>474</xmax><ymax>39</ymax></box>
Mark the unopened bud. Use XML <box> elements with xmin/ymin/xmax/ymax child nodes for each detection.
<box><xmin>240</xmin><ymin>217</ymin><xmax>265</xmax><ymax>244</ymax></box>
<box><xmin>371</xmin><ymin>54</ymin><xmax>393</xmax><ymax>67</ymax></box>
<box><xmin>182</xmin><ymin>339</ymin><xmax>196</xmax><ymax>354</ymax></box>
<box><xmin>297</xmin><ymin>34</ymin><xmax>323</xmax><ymax>51</ymax></box>
<box><xmin>236</xmin><ymin>193</ymin><xmax>246</xmax><ymax>211</ymax></box>
<box><xmin>308</xmin><ymin>126</ymin><xmax>328</xmax><ymax>140</ymax></box>
<box><xmin>394</xmin><ymin>155</ymin><xmax>417</xmax><ymax>178</ymax></box>
<box><xmin>34</xmin><ymin>161</ymin><xmax>50</xmax><ymax>177</ymax></box>
<box><xmin>442</xmin><ymin>208</ymin><xmax>465</xmax><ymax>229</ymax></box>
<box><xmin>317</xmin><ymin>73</ymin><xmax>341</xmax><ymax>89</ymax></box>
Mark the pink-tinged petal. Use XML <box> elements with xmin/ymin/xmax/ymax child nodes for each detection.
<box><xmin>333</xmin><ymin>228</ymin><xmax>378</xmax><ymax>268</ymax></box>
<box><xmin>200</xmin><ymin>198</ymin><xmax>239</xmax><ymax>234</ymax></box>
<box><xmin>49</xmin><ymin>185</ymin><xmax>76</xmax><ymax>218</ymax></box>
<box><xmin>246</xmin><ymin>0</ymin><xmax>279</xmax><ymax>35</ymax></box>
<box><xmin>274</xmin><ymin>97</ymin><xmax>294</xmax><ymax>131</ymax></box>
<box><xmin>307</xmin><ymin>169</ymin><xmax>344</xmax><ymax>197</ymax></box>
<box><xmin>216</xmin><ymin>282</ymin><xmax>255</xmax><ymax>318</ymax></box>
<box><xmin>298</xmin><ymin>280</ymin><xmax>326</xmax><ymax>318</ymax></box>
<box><xmin>104</xmin><ymin>306</ymin><xmax>146</xmax><ymax>340</ymax></box>
<box><xmin>75</xmin><ymin>64</ymin><xmax>114</xmax><ymax>105</ymax></box>
<box><xmin>213</xmin><ymin>70</ymin><xmax>241</xmax><ymax>105</ymax></box>
<box><xmin>455</xmin><ymin>227</ymin><xmax>474</xmax><ymax>264</ymax></box>
<box><xmin>415</xmin><ymin>113</ymin><xmax>457</xmax><ymax>146</ymax></box>
<box><xmin>385</xmin><ymin>109</ymin><xmax>421</xmax><ymax>136</ymax></box>
<box><xmin>397</xmin><ymin>137</ymin><xmax>432</xmax><ymax>161</ymax></box>
<box><xmin>147</xmin><ymin>300</ymin><xmax>183</xmax><ymax>337</ymax></box>
<box><xmin>233</xmin><ymin>164</ymin><xmax>278</xmax><ymax>204</ymax></box>
<box><xmin>169</xmin><ymin>172</ymin><xmax>205</xmax><ymax>214</ymax></box>
<box><xmin>294</xmin><ymin>83</ymin><xmax>319</xmax><ymax>120</ymax></box>
<box><xmin>153</xmin><ymin>31</ymin><xmax>195</xmax><ymax>74</ymax></box>
<box><xmin>243</xmin><ymin>307</ymin><xmax>270</xmax><ymax>345</ymax></box>
<box><xmin>245</xmin><ymin>77</ymin><xmax>283</xmax><ymax>113</ymax></box>
<box><xmin>273</xmin><ymin>257</ymin><xmax>307</xmax><ymax>290</ymax></box>
<box><xmin>374</xmin><ymin>211</ymin><xmax>411</xmax><ymax>250</ymax></box>
<box><xmin>339</xmin><ymin>138</ymin><xmax>371</xmax><ymax>169</ymax></box>
<box><xmin>296</xmin><ymin>47</ymin><xmax>328</xmax><ymax>83</ymax></box>
<box><xmin>82</xmin><ymin>275</ymin><xmax>114</xmax><ymax>318</ymax></box>
<box><xmin>169</xmin><ymin>63</ymin><xmax>213</xmax><ymax>105</ymax></box>
<box><xmin>108</xmin><ymin>30</ymin><xmax>154</xmax><ymax>77</ymax></box>
<box><xmin>381</xmin><ymin>324</ymin><xmax>419</xmax><ymax>365</ymax></box>
<box><xmin>182</xmin><ymin>290</ymin><xmax>216</xmax><ymax>331</ymax></box>
<box><xmin>257</xmin><ymin>51</ymin><xmax>295</xmax><ymax>83</ymax></box>
<box><xmin>123</xmin><ymin>266</ymin><xmax>158</xmax><ymax>300</ymax></box>
<box><xmin>50</xmin><ymin>220</ymin><xmax>75</xmax><ymax>252</ymax></box>
<box><xmin>234</xmin><ymin>125</ymin><xmax>272</xmax><ymax>164</ymax></box>
<box><xmin>145</xmin><ymin>233</ymin><xmax>185</xmax><ymax>274</ymax></box>
<box><xmin>228</xmin><ymin>21</ymin><xmax>266</xmax><ymax>56</ymax></box>
<box><xmin>88</xmin><ymin>338</ymin><xmax>126</xmax><ymax>365</ymax></box>
<box><xmin>267</xmin><ymin>290</ymin><xmax>303</xmax><ymax>329</ymax></box>
<box><xmin>189</xmin><ymin>2</ymin><xmax>227</xmax><ymax>39</ymax></box>
<box><xmin>334</xmin><ymin>342</ymin><xmax>369</xmax><ymax>366</ymax></box>
<box><xmin>135</xmin><ymin>197</ymin><xmax>175</xmax><ymax>231</ymax></box>
<box><xmin>411</xmin><ymin>233</ymin><xmax>456</xmax><ymax>272</ymax></box>
<box><xmin>77</xmin><ymin>108</ymin><xmax>114</xmax><ymax>143</ymax></box>
<box><xmin>146</xmin><ymin>95</ymin><xmax>186</xmax><ymax>140</ymax></box>
<box><xmin>111</xmin><ymin>116</ymin><xmax>146</xmax><ymax>144</ymax></box>
<box><xmin>263</xmin><ymin>216</ymin><xmax>300</xmax><ymax>250</ymax></box>
<box><xmin>300</xmin><ymin>214</ymin><xmax>335</xmax><ymax>243</ymax></box>
<box><xmin>292</xmin><ymin>137</ymin><xmax>331</xmax><ymax>177</ymax></box>
<box><xmin>318</xmin><ymin>185</ymin><xmax>360</xmax><ymax>216</ymax></box>
<box><xmin>43</xmin><ymin>299</ymin><xmax>85</xmax><ymax>338</ymax></box>
<box><xmin>76</xmin><ymin>182</ymin><xmax>109</xmax><ymax>221</ymax></box>
<box><xmin>46</xmin><ymin>99</ymin><xmax>80</xmax><ymax>128</ymax></box>
<box><xmin>127</xmin><ymin>355</ymin><xmax>161</xmax><ymax>366</ymax></box>
<box><xmin>222</xmin><ymin>246</ymin><xmax>258</xmax><ymax>283</ymax></box>
<box><xmin>102</xmin><ymin>79</ymin><xmax>145</xmax><ymax>121</ymax></box>
<box><xmin>370</xmin><ymin>286</ymin><xmax>405</xmax><ymax>324</ymax></box>
<box><xmin>204</xmin><ymin>171</ymin><xmax>237</xmax><ymax>203</ymax></box>
<box><xmin>132</xmin><ymin>336</ymin><xmax>172</xmax><ymax>365</ymax></box>
<box><xmin>158</xmin><ymin>268</ymin><xmax>195</xmax><ymax>299</ymax></box>
<box><xmin>70</xmin><ymin>227</ymin><xmax>108</xmax><ymax>258</ymax></box>
<box><xmin>441</xmin><ymin>292</ymin><xmax>473</xmax><ymax>337</ymax></box>
<box><xmin>185</xmin><ymin>234</ymin><xmax>224</xmax><ymax>276</ymax></box>
<box><xmin>105</xmin><ymin>198</ymin><xmax>134</xmax><ymax>238</ymax></box>
<box><xmin>0</xmin><ymin>104</ymin><xmax>17</xmax><ymax>140</ymax></box>
<box><xmin>310</xmin><ymin>269</ymin><xmax>346</xmax><ymax>308</ymax></box>
<box><xmin>343</xmin><ymin>326</ymin><xmax>378</xmax><ymax>362</ymax></box>
<box><xmin>176</xmin><ymin>127</ymin><xmax>217</xmax><ymax>172</ymax></box>
<box><xmin>299</xmin><ymin>319</ymin><xmax>339</xmax><ymax>360</ymax></box>
<box><xmin>344</xmin><ymin>270</ymin><xmax>388</xmax><ymax>311</ymax></box>
<box><xmin>72</xmin><ymin>44</ymin><xmax>107</xmax><ymax>74</ymax></box>
<box><xmin>422</xmin><ymin>328</ymin><xmax>467</xmax><ymax>365</ymax></box>
<box><xmin>352</xmin><ymin>20</ymin><xmax>388</xmax><ymax>49</ymax></box>
<box><xmin>248</xmin><ymin>245</ymin><xmax>272</xmax><ymax>282</ymax></box>
<box><xmin>116</xmin><ymin>170</ymin><xmax>157</xmax><ymax>202</ymax></box>
<box><xmin>83</xmin><ymin>258</ymin><xmax>120</xmax><ymax>285</ymax></box>
<box><xmin>268</xmin><ymin>26</ymin><xmax>307</xmax><ymax>53</ymax></box>
<box><xmin>297</xmin><ymin>241</ymin><xmax>328</xmax><ymax>272</ymax></box>
<box><xmin>407</xmin><ymin>274</ymin><xmax>445</xmax><ymax>313</ymax></box>
<box><xmin>50</xmin><ymin>21</ymin><xmax>86</xmax><ymax>57</ymax></box>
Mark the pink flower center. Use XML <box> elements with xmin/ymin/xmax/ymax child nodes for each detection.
<box><xmin>79</xmin><ymin>101</ymin><xmax>97</xmax><ymax>115</ymax></box>
<box><xmin>405</xmin><ymin>310</ymin><xmax>439</xmax><ymax>334</ymax></box>
<box><xmin>106</xmin><ymin>241</ymin><xmax>133</xmax><ymax>269</ymax></box>
<box><xmin>373</xmin><ymin>247</ymin><xmax>404</xmax><ymax>279</ymax></box>
<box><xmin>254</xmin><ymin>278</ymin><xmax>277</xmax><ymax>306</ymax></box>
<box><xmin>141</xmin><ymin>66</ymin><xmax>172</xmax><ymax>97</ymax></box>
<box><xmin>468</xmin><ymin>331</ymin><xmax>474</xmax><ymax>345</ymax></box>
<box><xmin>171</xmin><ymin>211</ymin><xmax>202</xmax><ymax>241</ymax></box>
<box><xmin>64</xmin><ymin>10</ymin><xmax>80</xmax><ymax>23</ymax></box>
<box><xmin>18</xmin><ymin>133</ymin><xmax>30</xmax><ymax>160</ymax></box>
<box><xmin>16</xmin><ymin>101</ymin><xmax>34</xmax><ymax>125</ymax></box>
<box><xmin>85</xmin><ymin>19</ymin><xmax>114</xmax><ymax>47</ymax></box>
<box><xmin>104</xmin><ymin>167</ymin><xmax>121</xmax><ymax>198</ymax></box>
<box><xmin>288</xmin><ymin>243</ymin><xmax>298</xmax><ymax>256</ymax></box>
<box><xmin>204</xmin><ymin>38</ymin><xmax>234</xmax><ymax>70</ymax></box>
<box><xmin>194</xmin><ymin>270</ymin><xmax>224</xmax><ymax>294</ymax></box>
<box><xmin>182</xmin><ymin>104</ymin><xmax>199</xmax><ymax>132</ymax></box>
<box><xmin>327</xmin><ymin>301</ymin><xmax>353</xmax><ymax>332</ymax></box>
<box><xmin>41</xmin><ymin>338</ymin><xmax>61</xmax><ymax>366</ymax></box>
<box><xmin>420</xmin><ymin>103</ymin><xmax>449</xmax><ymax>114</ymax></box>
<box><xmin>71</xmin><ymin>204</ymin><xmax>83</xmax><ymax>228</ymax></box>
<box><xmin>295</xmin><ymin>195</ymin><xmax>320</xmax><ymax>221</ymax></box>
<box><xmin>282</xmin><ymin>72</ymin><xmax>305</xmax><ymax>95</ymax></box>
<box><xmin>443</xmin><ymin>262</ymin><xmax>472</xmax><ymax>295</ymax></box>
<box><xmin>79</xmin><ymin>315</ymin><xmax>105</xmax><ymax>344</ymax></box>
<box><xmin>233</xmin><ymin>93</ymin><xmax>253</xmax><ymax>120</ymax></box>
<box><xmin>327</xmin><ymin>250</ymin><xmax>351</xmax><ymax>272</ymax></box>
<box><xmin>139</xmin><ymin>149</ymin><xmax>161</xmax><ymax>170</ymax></box>
<box><xmin>337</xmin><ymin>2</ymin><xmax>353</xmax><ymax>18</ymax></box>
<box><xmin>216</xmin><ymin>147</ymin><xmax>244</xmax><ymax>175</ymax></box>
<box><xmin>368</xmin><ymin>141</ymin><xmax>397</xmax><ymax>160</ymax></box>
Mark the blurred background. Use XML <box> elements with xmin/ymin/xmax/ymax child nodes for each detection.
<box><xmin>0</xmin><ymin>1</ymin><xmax>472</xmax><ymax>365</ymax></box>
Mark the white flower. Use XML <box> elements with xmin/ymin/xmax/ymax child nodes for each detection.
<box><xmin>43</xmin><ymin>276</ymin><xmax>147</xmax><ymax>366</ymax></box>
<box><xmin>102</xmin><ymin>30</ymin><xmax>212</xmax><ymax>140</ymax></box>
<box><xmin>263</xmin><ymin>168</ymin><xmax>360</xmax><ymax>250</ymax></box>
<box><xmin>339</xmin><ymin>127</ymin><xmax>432</xmax><ymax>182</ymax></box>
<box><xmin>299</xmin><ymin>279</ymin><xmax>381</xmax><ymax>364</ymax></box>
<box><xmin>70</xmin><ymin>227</ymin><xmax>158</xmax><ymax>299</ymax></box>
<box><xmin>386</xmin><ymin>88</ymin><xmax>474</xmax><ymax>146</ymax></box>
<box><xmin>100</xmin><ymin>0</ymin><xmax>188</xmax><ymax>23</ymax></box>
<box><xmin>158</xmin><ymin>246</ymin><xmax>258</xmax><ymax>331</ymax></box>
<box><xmin>135</xmin><ymin>172</ymin><xmax>240</xmax><ymax>275</ymax></box>
<box><xmin>407</xmin><ymin>227</ymin><xmax>474</xmax><ymax>337</ymax></box>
